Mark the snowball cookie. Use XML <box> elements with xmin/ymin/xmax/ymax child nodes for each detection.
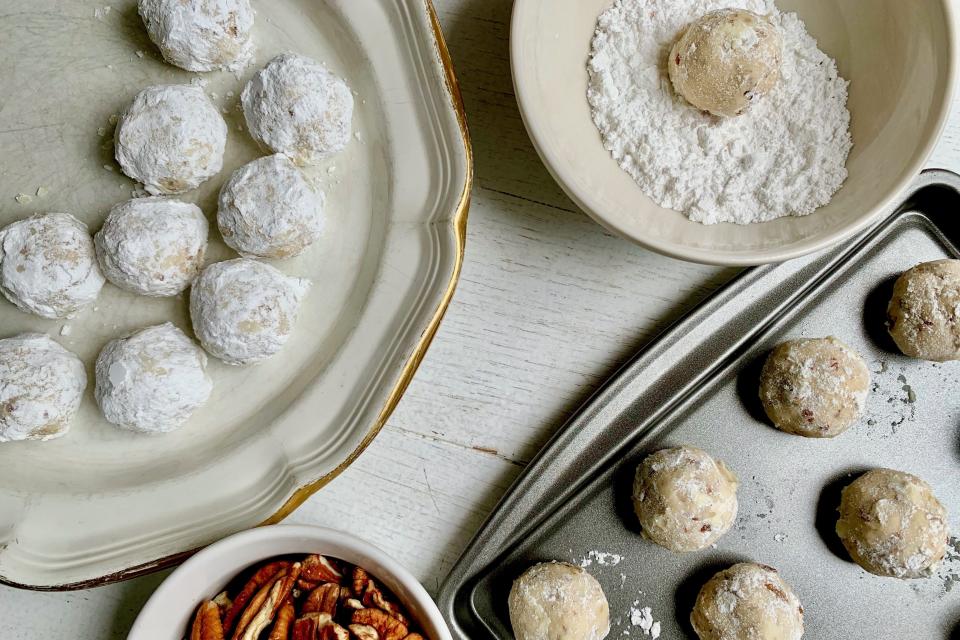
<box><xmin>691</xmin><ymin>563</ymin><xmax>804</xmax><ymax>640</ymax></box>
<box><xmin>190</xmin><ymin>258</ymin><xmax>310</xmax><ymax>365</ymax></box>
<box><xmin>115</xmin><ymin>84</ymin><xmax>228</xmax><ymax>195</ymax></box>
<box><xmin>508</xmin><ymin>562</ymin><xmax>610</xmax><ymax>640</ymax></box>
<box><xmin>95</xmin><ymin>197</ymin><xmax>208</xmax><ymax>297</ymax></box>
<box><xmin>759</xmin><ymin>337</ymin><xmax>870</xmax><ymax>438</ymax></box>
<box><xmin>95</xmin><ymin>323</ymin><xmax>212</xmax><ymax>433</ymax></box>
<box><xmin>836</xmin><ymin>468</ymin><xmax>948</xmax><ymax>578</ymax></box>
<box><xmin>0</xmin><ymin>334</ymin><xmax>86</xmax><ymax>443</ymax></box>
<box><xmin>0</xmin><ymin>213</ymin><xmax>105</xmax><ymax>319</ymax></box>
<box><xmin>241</xmin><ymin>53</ymin><xmax>354</xmax><ymax>165</ymax></box>
<box><xmin>217</xmin><ymin>154</ymin><xmax>325</xmax><ymax>259</ymax></box>
<box><xmin>887</xmin><ymin>259</ymin><xmax>960</xmax><ymax>362</ymax></box>
<box><xmin>632</xmin><ymin>446</ymin><xmax>738</xmax><ymax>552</ymax></box>
<box><xmin>669</xmin><ymin>9</ymin><xmax>783</xmax><ymax>117</ymax></box>
<box><xmin>139</xmin><ymin>0</ymin><xmax>255</xmax><ymax>73</ymax></box>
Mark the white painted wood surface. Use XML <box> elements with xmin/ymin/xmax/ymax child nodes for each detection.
<box><xmin>2</xmin><ymin>1</ymin><xmax>960</xmax><ymax>636</ymax></box>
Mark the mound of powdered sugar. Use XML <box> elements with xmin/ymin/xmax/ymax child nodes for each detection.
<box><xmin>587</xmin><ymin>0</ymin><xmax>852</xmax><ymax>225</ymax></box>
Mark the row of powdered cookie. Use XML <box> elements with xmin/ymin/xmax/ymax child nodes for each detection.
<box><xmin>0</xmin><ymin>255</ymin><xmax>307</xmax><ymax>444</ymax></box>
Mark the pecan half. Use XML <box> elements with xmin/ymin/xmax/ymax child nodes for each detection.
<box><xmin>403</xmin><ymin>634</ymin><xmax>425</xmax><ymax>640</ymax></box>
<box><xmin>190</xmin><ymin>601</ymin><xmax>225</xmax><ymax>640</ymax></box>
<box><xmin>352</xmin><ymin>609</ymin><xmax>407</xmax><ymax>640</ymax></box>
<box><xmin>351</xmin><ymin>567</ymin><xmax>371</xmax><ymax>597</ymax></box>
<box><xmin>223</xmin><ymin>561</ymin><xmax>291</xmax><ymax>634</ymax></box>
<box><xmin>303</xmin><ymin>583</ymin><xmax>341</xmax><ymax>616</ymax></box>
<box><xmin>268</xmin><ymin>598</ymin><xmax>296</xmax><ymax>640</ymax></box>
<box><xmin>320</xmin><ymin>622</ymin><xmax>350</xmax><ymax>640</ymax></box>
<box><xmin>292</xmin><ymin>612</ymin><xmax>332</xmax><ymax>640</ymax></box>
<box><xmin>301</xmin><ymin>555</ymin><xmax>342</xmax><ymax>583</ymax></box>
<box><xmin>212</xmin><ymin>591</ymin><xmax>233</xmax><ymax>616</ymax></box>
<box><xmin>361</xmin><ymin>582</ymin><xmax>408</xmax><ymax>626</ymax></box>
<box><xmin>234</xmin><ymin>563</ymin><xmax>301</xmax><ymax>640</ymax></box>
<box><xmin>342</xmin><ymin>598</ymin><xmax>364</xmax><ymax>612</ymax></box>
<box><xmin>348</xmin><ymin>624</ymin><xmax>380</xmax><ymax>640</ymax></box>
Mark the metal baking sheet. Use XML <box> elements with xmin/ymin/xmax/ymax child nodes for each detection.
<box><xmin>438</xmin><ymin>170</ymin><xmax>960</xmax><ymax>639</ymax></box>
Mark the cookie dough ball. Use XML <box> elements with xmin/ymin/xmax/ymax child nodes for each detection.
<box><xmin>95</xmin><ymin>197</ymin><xmax>208</xmax><ymax>297</ymax></box>
<box><xmin>632</xmin><ymin>446</ymin><xmax>738</xmax><ymax>552</ymax></box>
<box><xmin>669</xmin><ymin>9</ymin><xmax>783</xmax><ymax>117</ymax></box>
<box><xmin>0</xmin><ymin>213</ymin><xmax>105</xmax><ymax>319</ymax></box>
<box><xmin>759</xmin><ymin>337</ymin><xmax>870</xmax><ymax>438</ymax></box>
<box><xmin>691</xmin><ymin>563</ymin><xmax>804</xmax><ymax>640</ymax></box>
<box><xmin>115</xmin><ymin>84</ymin><xmax>228</xmax><ymax>195</ymax></box>
<box><xmin>509</xmin><ymin>562</ymin><xmax>610</xmax><ymax>640</ymax></box>
<box><xmin>241</xmin><ymin>53</ymin><xmax>354</xmax><ymax>165</ymax></box>
<box><xmin>218</xmin><ymin>154</ymin><xmax>325</xmax><ymax>259</ymax></box>
<box><xmin>0</xmin><ymin>334</ymin><xmax>86</xmax><ymax>443</ymax></box>
<box><xmin>836</xmin><ymin>468</ymin><xmax>948</xmax><ymax>578</ymax></box>
<box><xmin>190</xmin><ymin>259</ymin><xmax>310</xmax><ymax>365</ymax></box>
<box><xmin>95</xmin><ymin>323</ymin><xmax>212</xmax><ymax>434</ymax></box>
<box><xmin>139</xmin><ymin>0</ymin><xmax>254</xmax><ymax>73</ymax></box>
<box><xmin>887</xmin><ymin>259</ymin><xmax>960</xmax><ymax>361</ymax></box>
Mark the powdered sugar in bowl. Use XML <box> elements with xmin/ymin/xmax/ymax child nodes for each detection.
<box><xmin>511</xmin><ymin>0</ymin><xmax>957</xmax><ymax>265</ymax></box>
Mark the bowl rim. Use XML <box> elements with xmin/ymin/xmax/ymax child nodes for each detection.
<box><xmin>127</xmin><ymin>524</ymin><xmax>453</xmax><ymax>640</ymax></box>
<box><xmin>509</xmin><ymin>0</ymin><xmax>959</xmax><ymax>266</ymax></box>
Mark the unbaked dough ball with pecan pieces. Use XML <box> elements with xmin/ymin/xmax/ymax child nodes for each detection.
<box><xmin>887</xmin><ymin>259</ymin><xmax>960</xmax><ymax>361</ymax></box>
<box><xmin>190</xmin><ymin>258</ymin><xmax>310</xmax><ymax>365</ymax></box>
<box><xmin>669</xmin><ymin>9</ymin><xmax>783</xmax><ymax>117</ymax></box>
<box><xmin>0</xmin><ymin>212</ymin><xmax>105</xmax><ymax>319</ymax></box>
<box><xmin>0</xmin><ymin>334</ymin><xmax>86</xmax><ymax>443</ymax></box>
<box><xmin>759</xmin><ymin>337</ymin><xmax>870</xmax><ymax>438</ymax></box>
<box><xmin>95</xmin><ymin>197</ymin><xmax>208</xmax><ymax>297</ymax></box>
<box><xmin>691</xmin><ymin>563</ymin><xmax>804</xmax><ymax>640</ymax></box>
<box><xmin>836</xmin><ymin>468</ymin><xmax>948</xmax><ymax>578</ymax></box>
<box><xmin>632</xmin><ymin>446</ymin><xmax>738</xmax><ymax>552</ymax></box>
<box><xmin>509</xmin><ymin>562</ymin><xmax>610</xmax><ymax>640</ymax></box>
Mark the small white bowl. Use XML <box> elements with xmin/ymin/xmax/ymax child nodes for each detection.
<box><xmin>128</xmin><ymin>525</ymin><xmax>452</xmax><ymax>640</ymax></box>
<box><xmin>511</xmin><ymin>0</ymin><xmax>957</xmax><ymax>265</ymax></box>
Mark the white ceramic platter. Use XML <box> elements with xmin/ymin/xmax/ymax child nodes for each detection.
<box><xmin>0</xmin><ymin>0</ymin><xmax>470</xmax><ymax>589</ymax></box>
<box><xmin>511</xmin><ymin>0</ymin><xmax>956</xmax><ymax>265</ymax></box>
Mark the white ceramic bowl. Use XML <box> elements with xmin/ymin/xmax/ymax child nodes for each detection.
<box><xmin>511</xmin><ymin>0</ymin><xmax>957</xmax><ymax>265</ymax></box>
<box><xmin>128</xmin><ymin>525</ymin><xmax>452</xmax><ymax>640</ymax></box>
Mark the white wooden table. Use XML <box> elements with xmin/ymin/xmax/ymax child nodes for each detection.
<box><xmin>3</xmin><ymin>1</ymin><xmax>960</xmax><ymax>635</ymax></box>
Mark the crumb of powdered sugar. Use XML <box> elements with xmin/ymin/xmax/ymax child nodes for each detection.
<box><xmin>628</xmin><ymin>602</ymin><xmax>661</xmax><ymax>638</ymax></box>
<box><xmin>587</xmin><ymin>0</ymin><xmax>851</xmax><ymax>225</ymax></box>
<box><xmin>14</xmin><ymin>193</ymin><xmax>32</xmax><ymax>204</ymax></box>
<box><xmin>580</xmin><ymin>550</ymin><xmax>623</xmax><ymax>567</ymax></box>
<box><xmin>94</xmin><ymin>6</ymin><xmax>111</xmax><ymax>20</ymax></box>
<box><xmin>775</xmin><ymin>532</ymin><xmax>787</xmax><ymax>543</ymax></box>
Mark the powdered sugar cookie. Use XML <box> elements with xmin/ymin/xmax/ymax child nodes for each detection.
<box><xmin>0</xmin><ymin>334</ymin><xmax>87</xmax><ymax>443</ymax></box>
<box><xmin>115</xmin><ymin>84</ymin><xmax>227</xmax><ymax>195</ymax></box>
<box><xmin>217</xmin><ymin>154</ymin><xmax>325</xmax><ymax>259</ymax></box>
<box><xmin>0</xmin><ymin>213</ymin><xmax>105</xmax><ymax>319</ymax></box>
<box><xmin>509</xmin><ymin>562</ymin><xmax>610</xmax><ymax>640</ymax></box>
<box><xmin>139</xmin><ymin>0</ymin><xmax>254</xmax><ymax>73</ymax></box>
<box><xmin>241</xmin><ymin>53</ymin><xmax>354</xmax><ymax>165</ymax></box>
<box><xmin>95</xmin><ymin>197</ymin><xmax>208</xmax><ymax>297</ymax></box>
<box><xmin>190</xmin><ymin>259</ymin><xmax>310</xmax><ymax>365</ymax></box>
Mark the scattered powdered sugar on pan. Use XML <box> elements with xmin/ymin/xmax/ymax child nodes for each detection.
<box><xmin>627</xmin><ymin>601</ymin><xmax>661</xmax><ymax>638</ymax></box>
<box><xmin>587</xmin><ymin>0</ymin><xmax>851</xmax><ymax>224</ymax></box>
<box><xmin>580</xmin><ymin>550</ymin><xmax>624</xmax><ymax>567</ymax></box>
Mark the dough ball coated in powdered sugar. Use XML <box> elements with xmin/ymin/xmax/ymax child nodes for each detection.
<box><xmin>836</xmin><ymin>468</ymin><xmax>948</xmax><ymax>579</ymax></box>
<box><xmin>217</xmin><ymin>154</ymin><xmax>325</xmax><ymax>259</ymax></box>
<box><xmin>759</xmin><ymin>337</ymin><xmax>869</xmax><ymax>438</ymax></box>
<box><xmin>138</xmin><ymin>0</ymin><xmax>255</xmax><ymax>73</ymax></box>
<box><xmin>241</xmin><ymin>53</ymin><xmax>354</xmax><ymax>165</ymax></box>
<box><xmin>508</xmin><ymin>562</ymin><xmax>610</xmax><ymax>640</ymax></box>
<box><xmin>95</xmin><ymin>323</ymin><xmax>212</xmax><ymax>434</ymax></box>
<box><xmin>632</xmin><ymin>446</ymin><xmax>738</xmax><ymax>552</ymax></box>
<box><xmin>669</xmin><ymin>9</ymin><xmax>783</xmax><ymax>117</ymax></box>
<box><xmin>0</xmin><ymin>334</ymin><xmax>86</xmax><ymax>443</ymax></box>
<box><xmin>95</xmin><ymin>197</ymin><xmax>208</xmax><ymax>297</ymax></box>
<box><xmin>691</xmin><ymin>563</ymin><xmax>804</xmax><ymax>640</ymax></box>
<box><xmin>0</xmin><ymin>213</ymin><xmax>105</xmax><ymax>319</ymax></box>
<box><xmin>190</xmin><ymin>258</ymin><xmax>310</xmax><ymax>365</ymax></box>
<box><xmin>115</xmin><ymin>85</ymin><xmax>228</xmax><ymax>195</ymax></box>
<box><xmin>887</xmin><ymin>259</ymin><xmax>960</xmax><ymax>362</ymax></box>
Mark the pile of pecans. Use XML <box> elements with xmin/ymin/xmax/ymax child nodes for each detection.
<box><xmin>187</xmin><ymin>554</ymin><xmax>425</xmax><ymax>640</ymax></box>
